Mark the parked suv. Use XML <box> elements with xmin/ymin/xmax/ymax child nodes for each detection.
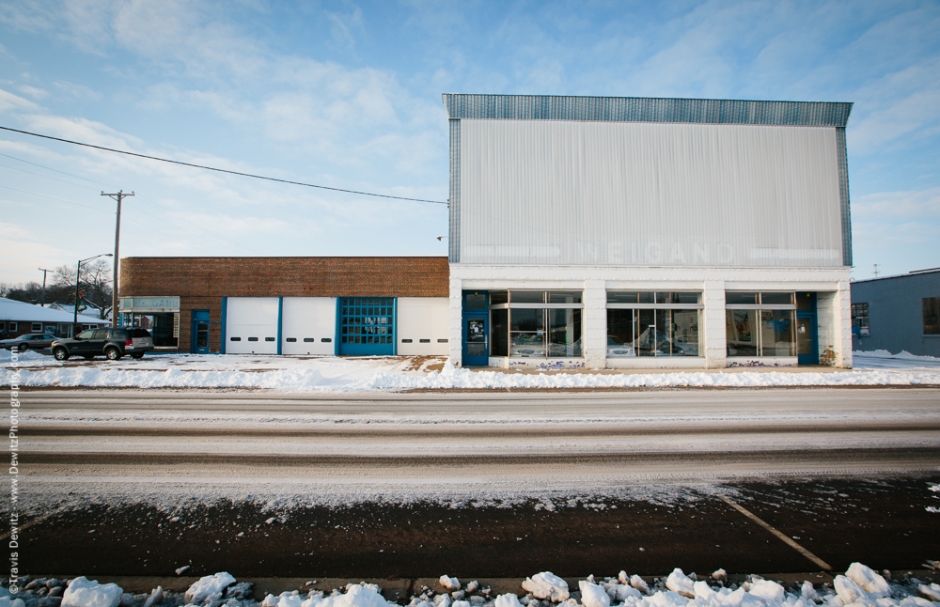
<box><xmin>1</xmin><ymin>333</ymin><xmax>59</xmax><ymax>352</ymax></box>
<box><xmin>52</xmin><ymin>327</ymin><xmax>154</xmax><ymax>361</ymax></box>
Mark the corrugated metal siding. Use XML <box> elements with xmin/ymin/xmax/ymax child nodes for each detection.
<box><xmin>836</xmin><ymin>127</ymin><xmax>853</xmax><ymax>266</ymax></box>
<box><xmin>449</xmin><ymin>119</ymin><xmax>461</xmax><ymax>263</ymax></box>
<box><xmin>444</xmin><ymin>95</ymin><xmax>852</xmax><ymax>127</ymax></box>
<box><xmin>459</xmin><ymin>120</ymin><xmax>844</xmax><ymax>267</ymax></box>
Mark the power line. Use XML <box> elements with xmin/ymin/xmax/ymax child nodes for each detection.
<box><xmin>0</xmin><ymin>125</ymin><xmax>448</xmax><ymax>205</ymax></box>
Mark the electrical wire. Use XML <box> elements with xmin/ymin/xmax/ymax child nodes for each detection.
<box><xmin>0</xmin><ymin>125</ymin><xmax>448</xmax><ymax>205</ymax></box>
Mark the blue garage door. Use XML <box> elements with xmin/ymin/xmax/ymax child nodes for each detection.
<box><xmin>339</xmin><ymin>297</ymin><xmax>395</xmax><ymax>355</ymax></box>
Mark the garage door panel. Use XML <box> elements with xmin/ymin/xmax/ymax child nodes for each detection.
<box><xmin>282</xmin><ymin>297</ymin><xmax>336</xmax><ymax>355</ymax></box>
<box><xmin>226</xmin><ymin>297</ymin><xmax>279</xmax><ymax>354</ymax></box>
<box><xmin>398</xmin><ymin>297</ymin><xmax>449</xmax><ymax>355</ymax></box>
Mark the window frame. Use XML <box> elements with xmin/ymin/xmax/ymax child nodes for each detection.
<box><xmin>725</xmin><ymin>292</ymin><xmax>797</xmax><ymax>357</ymax></box>
<box><xmin>606</xmin><ymin>291</ymin><xmax>704</xmax><ymax>358</ymax></box>
<box><xmin>489</xmin><ymin>290</ymin><xmax>584</xmax><ymax>358</ymax></box>
<box><xmin>923</xmin><ymin>297</ymin><xmax>940</xmax><ymax>336</ymax></box>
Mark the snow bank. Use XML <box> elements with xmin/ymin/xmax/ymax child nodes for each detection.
<box><xmin>14</xmin><ymin>565</ymin><xmax>940</xmax><ymax>607</ymax></box>
<box><xmin>854</xmin><ymin>349</ymin><xmax>940</xmax><ymax>361</ymax></box>
<box><xmin>62</xmin><ymin>577</ymin><xmax>123</xmax><ymax>607</ymax></box>
<box><xmin>5</xmin><ymin>348</ymin><xmax>940</xmax><ymax>392</ymax></box>
<box><xmin>12</xmin><ymin>361</ymin><xmax>940</xmax><ymax>391</ymax></box>
<box><xmin>185</xmin><ymin>573</ymin><xmax>236</xmax><ymax>604</ymax></box>
<box><xmin>522</xmin><ymin>573</ymin><xmax>569</xmax><ymax>602</ymax></box>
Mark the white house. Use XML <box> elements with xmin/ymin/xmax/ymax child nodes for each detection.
<box><xmin>444</xmin><ymin>94</ymin><xmax>854</xmax><ymax>369</ymax></box>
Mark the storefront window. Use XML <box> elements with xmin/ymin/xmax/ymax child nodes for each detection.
<box><xmin>125</xmin><ymin>312</ymin><xmax>179</xmax><ymax>347</ymax></box>
<box><xmin>725</xmin><ymin>292</ymin><xmax>795</xmax><ymax>357</ymax></box>
<box><xmin>606</xmin><ymin>291</ymin><xmax>702</xmax><ymax>357</ymax></box>
<box><xmin>491</xmin><ymin>291</ymin><xmax>583</xmax><ymax>358</ymax></box>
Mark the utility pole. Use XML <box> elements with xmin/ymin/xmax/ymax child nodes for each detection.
<box><xmin>38</xmin><ymin>267</ymin><xmax>53</xmax><ymax>306</ymax></box>
<box><xmin>102</xmin><ymin>190</ymin><xmax>134</xmax><ymax>327</ymax></box>
<box><xmin>873</xmin><ymin>264</ymin><xmax>879</xmax><ymax>278</ymax></box>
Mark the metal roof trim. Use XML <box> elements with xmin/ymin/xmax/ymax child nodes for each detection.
<box><xmin>442</xmin><ymin>94</ymin><xmax>852</xmax><ymax>127</ymax></box>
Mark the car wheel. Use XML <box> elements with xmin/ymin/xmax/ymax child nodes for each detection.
<box><xmin>53</xmin><ymin>347</ymin><xmax>70</xmax><ymax>361</ymax></box>
<box><xmin>17</xmin><ymin>343</ymin><xmax>28</xmax><ymax>352</ymax></box>
<box><xmin>131</xmin><ymin>353</ymin><xmax>144</xmax><ymax>359</ymax></box>
<box><xmin>105</xmin><ymin>347</ymin><xmax>122</xmax><ymax>361</ymax></box>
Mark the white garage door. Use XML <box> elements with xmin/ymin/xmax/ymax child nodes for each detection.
<box><xmin>281</xmin><ymin>297</ymin><xmax>336</xmax><ymax>355</ymax></box>
<box><xmin>225</xmin><ymin>297</ymin><xmax>279</xmax><ymax>354</ymax></box>
<box><xmin>397</xmin><ymin>297</ymin><xmax>449</xmax><ymax>355</ymax></box>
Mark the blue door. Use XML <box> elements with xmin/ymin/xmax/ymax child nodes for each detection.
<box><xmin>338</xmin><ymin>297</ymin><xmax>395</xmax><ymax>355</ymax></box>
<box><xmin>462</xmin><ymin>291</ymin><xmax>489</xmax><ymax>366</ymax></box>
<box><xmin>796</xmin><ymin>292</ymin><xmax>818</xmax><ymax>365</ymax></box>
<box><xmin>191</xmin><ymin>309</ymin><xmax>211</xmax><ymax>354</ymax></box>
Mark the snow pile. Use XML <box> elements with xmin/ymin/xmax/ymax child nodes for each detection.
<box><xmin>5</xmin><ymin>349</ymin><xmax>940</xmax><ymax>391</ymax></box>
<box><xmin>854</xmin><ymin>349</ymin><xmax>940</xmax><ymax>361</ymax></box>
<box><xmin>185</xmin><ymin>572</ymin><xmax>236</xmax><ymax>605</ymax></box>
<box><xmin>440</xmin><ymin>578</ymin><xmax>461</xmax><ymax>592</ymax></box>
<box><xmin>61</xmin><ymin>577</ymin><xmax>123</xmax><ymax>607</ymax></box>
<box><xmin>522</xmin><ymin>573</ymin><xmax>569</xmax><ymax>602</ymax></box>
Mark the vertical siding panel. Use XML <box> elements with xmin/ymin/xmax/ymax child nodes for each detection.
<box><xmin>460</xmin><ymin>120</ymin><xmax>842</xmax><ymax>267</ymax></box>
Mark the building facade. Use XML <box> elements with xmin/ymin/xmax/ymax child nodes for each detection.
<box><xmin>444</xmin><ymin>94</ymin><xmax>855</xmax><ymax>368</ymax></box>
<box><xmin>851</xmin><ymin>269</ymin><xmax>940</xmax><ymax>357</ymax></box>
<box><xmin>120</xmin><ymin>257</ymin><xmax>450</xmax><ymax>355</ymax></box>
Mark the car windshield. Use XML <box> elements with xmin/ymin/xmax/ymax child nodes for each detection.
<box><xmin>131</xmin><ymin>329</ymin><xmax>151</xmax><ymax>338</ymax></box>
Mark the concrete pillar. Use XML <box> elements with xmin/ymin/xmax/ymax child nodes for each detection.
<box><xmin>583</xmin><ymin>279</ymin><xmax>607</xmax><ymax>369</ymax></box>
<box><xmin>448</xmin><ymin>274</ymin><xmax>463</xmax><ymax>367</ymax></box>
<box><xmin>702</xmin><ymin>280</ymin><xmax>726</xmax><ymax>368</ymax></box>
<box><xmin>834</xmin><ymin>281</ymin><xmax>853</xmax><ymax>368</ymax></box>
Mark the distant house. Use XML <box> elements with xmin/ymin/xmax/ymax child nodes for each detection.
<box><xmin>851</xmin><ymin>268</ymin><xmax>940</xmax><ymax>358</ymax></box>
<box><xmin>0</xmin><ymin>297</ymin><xmax>106</xmax><ymax>339</ymax></box>
<box><xmin>49</xmin><ymin>301</ymin><xmax>111</xmax><ymax>321</ymax></box>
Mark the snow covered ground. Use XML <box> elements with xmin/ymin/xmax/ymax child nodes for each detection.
<box><xmin>6</xmin><ymin>563</ymin><xmax>940</xmax><ymax>607</ymax></box>
<box><xmin>2</xmin><ymin>349</ymin><xmax>939</xmax><ymax>392</ymax></box>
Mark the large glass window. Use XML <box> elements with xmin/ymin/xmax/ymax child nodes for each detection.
<box><xmin>606</xmin><ymin>291</ymin><xmax>702</xmax><ymax>357</ymax></box>
<box><xmin>125</xmin><ymin>312</ymin><xmax>179</xmax><ymax>347</ymax></box>
<box><xmin>490</xmin><ymin>291</ymin><xmax>583</xmax><ymax>358</ymax></box>
<box><xmin>726</xmin><ymin>292</ymin><xmax>795</xmax><ymax>357</ymax></box>
<box><xmin>924</xmin><ymin>297</ymin><xmax>940</xmax><ymax>335</ymax></box>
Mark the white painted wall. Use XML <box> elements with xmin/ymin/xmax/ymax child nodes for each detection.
<box><xmin>459</xmin><ymin>120</ymin><xmax>843</xmax><ymax>267</ymax></box>
<box><xmin>448</xmin><ymin>264</ymin><xmax>852</xmax><ymax>368</ymax></box>
<box><xmin>225</xmin><ymin>297</ymin><xmax>279</xmax><ymax>355</ymax></box>
<box><xmin>281</xmin><ymin>297</ymin><xmax>336</xmax><ymax>355</ymax></box>
<box><xmin>398</xmin><ymin>297</ymin><xmax>449</xmax><ymax>355</ymax></box>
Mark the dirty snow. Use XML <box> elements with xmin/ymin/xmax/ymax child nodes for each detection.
<box><xmin>9</xmin><ymin>564</ymin><xmax>940</xmax><ymax>607</ymax></box>
<box><xmin>2</xmin><ymin>349</ymin><xmax>940</xmax><ymax>392</ymax></box>
<box><xmin>61</xmin><ymin>577</ymin><xmax>123</xmax><ymax>607</ymax></box>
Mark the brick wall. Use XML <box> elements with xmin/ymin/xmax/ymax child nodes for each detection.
<box><xmin>120</xmin><ymin>257</ymin><xmax>449</xmax><ymax>353</ymax></box>
<box><xmin>121</xmin><ymin>257</ymin><xmax>449</xmax><ymax>298</ymax></box>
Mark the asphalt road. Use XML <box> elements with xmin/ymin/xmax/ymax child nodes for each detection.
<box><xmin>7</xmin><ymin>387</ymin><xmax>940</xmax><ymax>576</ymax></box>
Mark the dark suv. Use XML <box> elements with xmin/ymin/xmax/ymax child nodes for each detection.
<box><xmin>52</xmin><ymin>327</ymin><xmax>154</xmax><ymax>361</ymax></box>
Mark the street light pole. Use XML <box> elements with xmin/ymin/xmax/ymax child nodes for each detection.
<box><xmin>102</xmin><ymin>191</ymin><xmax>133</xmax><ymax>327</ymax></box>
<box><xmin>73</xmin><ymin>253</ymin><xmax>113</xmax><ymax>335</ymax></box>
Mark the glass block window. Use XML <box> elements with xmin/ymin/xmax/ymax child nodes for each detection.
<box><xmin>339</xmin><ymin>297</ymin><xmax>395</xmax><ymax>355</ymax></box>
<box><xmin>851</xmin><ymin>303</ymin><xmax>870</xmax><ymax>336</ymax></box>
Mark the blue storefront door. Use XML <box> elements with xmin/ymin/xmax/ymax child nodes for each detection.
<box><xmin>462</xmin><ymin>291</ymin><xmax>489</xmax><ymax>366</ymax></box>
<box><xmin>191</xmin><ymin>309</ymin><xmax>211</xmax><ymax>354</ymax></box>
<box><xmin>796</xmin><ymin>292</ymin><xmax>818</xmax><ymax>365</ymax></box>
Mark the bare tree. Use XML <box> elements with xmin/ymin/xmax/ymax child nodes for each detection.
<box><xmin>52</xmin><ymin>260</ymin><xmax>113</xmax><ymax>319</ymax></box>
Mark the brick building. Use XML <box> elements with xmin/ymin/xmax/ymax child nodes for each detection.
<box><xmin>120</xmin><ymin>257</ymin><xmax>449</xmax><ymax>355</ymax></box>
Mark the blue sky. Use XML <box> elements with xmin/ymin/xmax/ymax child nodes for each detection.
<box><xmin>1</xmin><ymin>0</ymin><xmax>938</xmax><ymax>286</ymax></box>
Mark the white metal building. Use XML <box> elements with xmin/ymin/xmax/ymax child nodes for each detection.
<box><xmin>444</xmin><ymin>94</ymin><xmax>854</xmax><ymax>369</ymax></box>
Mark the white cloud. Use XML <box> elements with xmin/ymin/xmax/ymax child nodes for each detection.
<box><xmin>0</xmin><ymin>87</ymin><xmax>40</xmax><ymax>112</ymax></box>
